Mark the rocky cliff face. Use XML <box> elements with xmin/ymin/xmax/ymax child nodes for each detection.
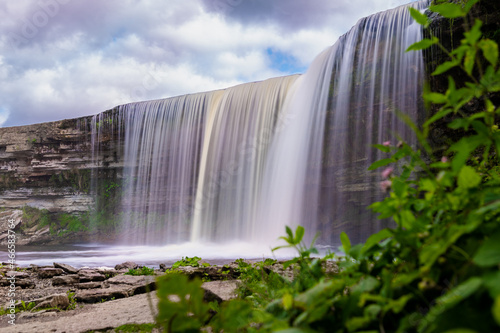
<box><xmin>0</xmin><ymin>109</ymin><xmax>124</xmax><ymax>245</ymax></box>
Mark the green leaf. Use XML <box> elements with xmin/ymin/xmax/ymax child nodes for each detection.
<box><xmin>424</xmin><ymin>92</ymin><xmax>447</xmax><ymax>104</ymax></box>
<box><xmin>353</xmin><ymin>276</ymin><xmax>380</xmax><ymax>293</ymax></box>
<box><xmin>372</xmin><ymin>144</ymin><xmax>391</xmax><ymax>153</ymax></box>
<box><xmin>368</xmin><ymin>158</ymin><xmax>394</xmax><ymax>170</ymax></box>
<box><xmin>473</xmin><ymin>231</ymin><xmax>500</xmax><ymax>267</ymax></box>
<box><xmin>430</xmin><ymin>3</ymin><xmax>466</xmax><ymax>18</ymax></box>
<box><xmin>479</xmin><ymin>39</ymin><xmax>499</xmax><ymax>67</ymax></box>
<box><xmin>409</xmin><ymin>7</ymin><xmax>429</xmax><ymax>27</ymax></box>
<box><xmin>449</xmin><ymin>136</ymin><xmax>482</xmax><ymax>172</ymax></box>
<box><xmin>285</xmin><ymin>226</ymin><xmax>294</xmax><ymax>241</ymax></box>
<box><xmin>432</xmin><ymin>59</ymin><xmax>460</xmax><ymax>76</ymax></box>
<box><xmin>362</xmin><ymin>228</ymin><xmax>392</xmax><ymax>253</ymax></box>
<box><xmin>340</xmin><ymin>231</ymin><xmax>351</xmax><ymax>254</ymax></box>
<box><xmin>406</xmin><ymin>37</ymin><xmax>438</xmax><ymax>52</ymax></box>
<box><xmin>457</xmin><ymin>165</ymin><xmax>482</xmax><ymax>189</ymax></box>
<box><xmin>424</xmin><ymin>108</ymin><xmax>452</xmax><ymax>128</ymax></box>
<box><xmin>464</xmin><ymin>48</ymin><xmax>477</xmax><ymax>76</ymax></box>
<box><xmin>345</xmin><ymin>316</ymin><xmax>372</xmax><ymax>332</ymax></box>
<box><xmin>464</xmin><ymin>0</ymin><xmax>480</xmax><ymax>14</ymax></box>
<box><xmin>294</xmin><ymin>225</ymin><xmax>305</xmax><ymax>244</ymax></box>
<box><xmin>483</xmin><ymin>271</ymin><xmax>500</xmax><ymax>298</ymax></box>
<box><xmin>282</xmin><ymin>293</ymin><xmax>293</xmax><ymax>310</ymax></box>
<box><xmin>493</xmin><ymin>295</ymin><xmax>500</xmax><ymax>326</ymax></box>
<box><xmin>464</xmin><ymin>19</ymin><xmax>483</xmax><ymax>45</ymax></box>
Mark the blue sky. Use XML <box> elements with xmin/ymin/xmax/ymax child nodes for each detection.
<box><xmin>0</xmin><ymin>0</ymin><xmax>418</xmax><ymax>127</ymax></box>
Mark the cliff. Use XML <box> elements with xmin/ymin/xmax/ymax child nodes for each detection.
<box><xmin>0</xmin><ymin>109</ymin><xmax>124</xmax><ymax>244</ymax></box>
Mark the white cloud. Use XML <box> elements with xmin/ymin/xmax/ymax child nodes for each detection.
<box><xmin>0</xmin><ymin>0</ymin><xmax>420</xmax><ymax>127</ymax></box>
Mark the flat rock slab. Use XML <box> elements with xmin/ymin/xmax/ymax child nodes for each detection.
<box><xmin>1</xmin><ymin>291</ymin><xmax>159</xmax><ymax>333</ymax></box>
<box><xmin>54</xmin><ymin>262</ymin><xmax>79</xmax><ymax>274</ymax></box>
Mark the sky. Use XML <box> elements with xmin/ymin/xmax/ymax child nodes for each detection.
<box><xmin>0</xmin><ymin>0</ymin><xmax>418</xmax><ymax>127</ymax></box>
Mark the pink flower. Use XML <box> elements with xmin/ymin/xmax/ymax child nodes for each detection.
<box><xmin>441</xmin><ymin>156</ymin><xmax>449</xmax><ymax>163</ymax></box>
<box><xmin>380</xmin><ymin>180</ymin><xmax>392</xmax><ymax>192</ymax></box>
<box><xmin>382</xmin><ymin>141</ymin><xmax>391</xmax><ymax>147</ymax></box>
<box><xmin>381</xmin><ymin>167</ymin><xmax>394</xmax><ymax>179</ymax></box>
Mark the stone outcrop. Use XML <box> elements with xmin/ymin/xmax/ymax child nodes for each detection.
<box><xmin>0</xmin><ymin>109</ymin><xmax>124</xmax><ymax>245</ymax></box>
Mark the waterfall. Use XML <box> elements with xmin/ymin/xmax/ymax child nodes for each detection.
<box><xmin>260</xmin><ymin>1</ymin><xmax>427</xmax><ymax>245</ymax></box>
<box><xmin>88</xmin><ymin>0</ymin><xmax>428</xmax><ymax>247</ymax></box>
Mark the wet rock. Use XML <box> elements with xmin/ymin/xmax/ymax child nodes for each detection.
<box><xmin>54</xmin><ymin>262</ymin><xmax>79</xmax><ymax>274</ymax></box>
<box><xmin>52</xmin><ymin>274</ymin><xmax>79</xmax><ymax>286</ymax></box>
<box><xmin>78</xmin><ymin>269</ymin><xmax>106</xmax><ymax>282</ymax></box>
<box><xmin>114</xmin><ymin>261</ymin><xmax>139</xmax><ymax>271</ymax></box>
<box><xmin>159</xmin><ymin>263</ymin><xmax>167</xmax><ymax>272</ymax></box>
<box><xmin>38</xmin><ymin>268</ymin><xmax>65</xmax><ymax>279</ymax></box>
<box><xmin>31</xmin><ymin>293</ymin><xmax>70</xmax><ymax>311</ymax></box>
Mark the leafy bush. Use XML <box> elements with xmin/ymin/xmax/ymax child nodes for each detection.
<box><xmin>155</xmin><ymin>1</ymin><xmax>500</xmax><ymax>331</ymax></box>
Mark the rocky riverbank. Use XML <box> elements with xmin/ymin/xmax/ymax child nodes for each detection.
<box><xmin>0</xmin><ymin>260</ymin><xmax>245</xmax><ymax>332</ymax></box>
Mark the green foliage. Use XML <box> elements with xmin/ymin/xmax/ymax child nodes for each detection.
<box><xmin>125</xmin><ymin>266</ymin><xmax>156</xmax><ymax>276</ymax></box>
<box><xmin>153</xmin><ymin>1</ymin><xmax>500</xmax><ymax>331</ymax></box>
<box><xmin>20</xmin><ymin>206</ymin><xmax>90</xmax><ymax>238</ymax></box>
<box><xmin>171</xmin><ymin>256</ymin><xmax>210</xmax><ymax>269</ymax></box>
<box><xmin>21</xmin><ymin>206</ymin><xmax>51</xmax><ymax>230</ymax></box>
<box><xmin>67</xmin><ymin>291</ymin><xmax>77</xmax><ymax>310</ymax></box>
<box><xmin>19</xmin><ymin>300</ymin><xmax>35</xmax><ymax>312</ymax></box>
<box><xmin>57</xmin><ymin>213</ymin><xmax>89</xmax><ymax>236</ymax></box>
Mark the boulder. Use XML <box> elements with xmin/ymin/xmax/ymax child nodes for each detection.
<box><xmin>31</xmin><ymin>293</ymin><xmax>70</xmax><ymax>311</ymax></box>
<box><xmin>114</xmin><ymin>262</ymin><xmax>139</xmax><ymax>270</ymax></box>
<box><xmin>54</xmin><ymin>262</ymin><xmax>79</xmax><ymax>274</ymax></box>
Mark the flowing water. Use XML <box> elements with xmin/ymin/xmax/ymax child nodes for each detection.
<box><xmin>27</xmin><ymin>1</ymin><xmax>429</xmax><ymax>265</ymax></box>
